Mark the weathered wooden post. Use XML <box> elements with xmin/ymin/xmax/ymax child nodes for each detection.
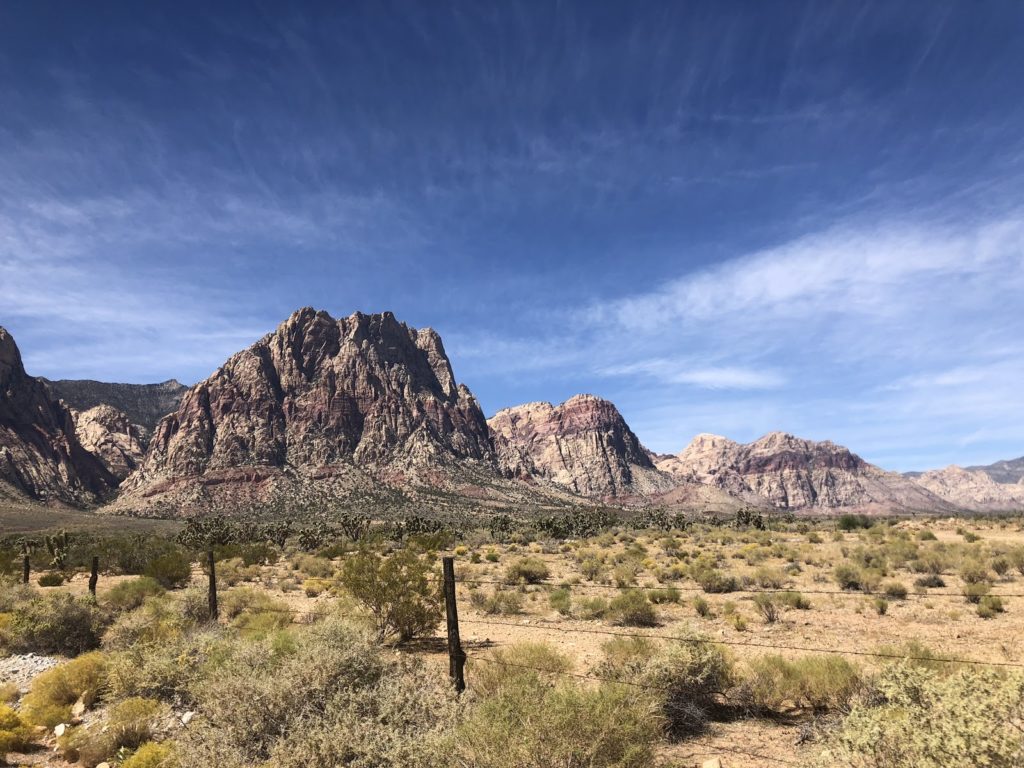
<box><xmin>207</xmin><ymin>550</ymin><xmax>218</xmax><ymax>621</ymax></box>
<box><xmin>88</xmin><ymin>556</ymin><xmax>99</xmax><ymax>597</ymax></box>
<box><xmin>442</xmin><ymin>556</ymin><xmax>467</xmax><ymax>693</ymax></box>
<box><xmin>22</xmin><ymin>554</ymin><xmax>29</xmax><ymax>584</ymax></box>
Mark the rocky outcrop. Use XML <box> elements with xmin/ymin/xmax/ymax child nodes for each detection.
<box><xmin>965</xmin><ymin>456</ymin><xmax>1024</xmax><ymax>485</ymax></box>
<box><xmin>911</xmin><ymin>464</ymin><xmax>1024</xmax><ymax>511</ymax></box>
<box><xmin>72</xmin><ymin>404</ymin><xmax>149</xmax><ymax>482</ymax></box>
<box><xmin>0</xmin><ymin>328</ymin><xmax>115</xmax><ymax>504</ymax></box>
<box><xmin>118</xmin><ymin>309</ymin><xmax>495</xmax><ymax>507</ymax></box>
<box><xmin>488</xmin><ymin>394</ymin><xmax>675</xmax><ymax>498</ymax></box>
<box><xmin>657</xmin><ymin>431</ymin><xmax>952</xmax><ymax>512</ymax></box>
<box><xmin>41</xmin><ymin>378</ymin><xmax>187</xmax><ymax>430</ymax></box>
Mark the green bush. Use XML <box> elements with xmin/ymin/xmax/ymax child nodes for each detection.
<box><xmin>104</xmin><ymin>577</ymin><xmax>166</xmax><ymax>611</ymax></box>
<box><xmin>963</xmin><ymin>581</ymin><xmax>992</xmax><ymax>604</ymax></box>
<box><xmin>647</xmin><ymin>587</ymin><xmax>681</xmax><ymax>604</ymax></box>
<box><xmin>777</xmin><ymin>591</ymin><xmax>810</xmax><ymax>610</ymax></box>
<box><xmin>176</xmin><ymin>616</ymin><xmax>458</xmax><ymax>767</ymax></box>
<box><xmin>837</xmin><ymin>514</ymin><xmax>872</xmax><ymax>531</ymax></box>
<box><xmin>882</xmin><ymin>581</ymin><xmax>908</xmax><ymax>599</ymax></box>
<box><xmin>608</xmin><ymin>590</ymin><xmax>658</xmax><ymax>627</ymax></box>
<box><xmin>577</xmin><ymin>596</ymin><xmax>609</xmax><ymax>620</ymax></box>
<box><xmin>693</xmin><ymin>596</ymin><xmax>713</xmax><ymax>618</ymax></box>
<box><xmin>122</xmin><ymin>741</ymin><xmax>179</xmax><ymax>768</ymax></box>
<box><xmin>103</xmin><ymin>596</ymin><xmax>191</xmax><ymax>650</ymax></box>
<box><xmin>339</xmin><ymin>549</ymin><xmax>442</xmax><ymax>642</ymax></box>
<box><xmin>692</xmin><ymin>568</ymin><xmax>737</xmax><ymax>594</ymax></box>
<box><xmin>20</xmin><ymin>652</ymin><xmax>107</xmax><ymax>727</ymax></box>
<box><xmin>470</xmin><ymin>588</ymin><xmax>523</xmax><ymax>616</ymax></box>
<box><xmin>3</xmin><ymin>592</ymin><xmax>109</xmax><ymax>655</ymax></box>
<box><xmin>915</xmin><ymin>574</ymin><xmax>946</xmax><ymax>589</ymax></box>
<box><xmin>0</xmin><ymin>703</ymin><xmax>33</xmax><ymax>758</ymax></box>
<box><xmin>505</xmin><ymin>557</ymin><xmax>550</xmax><ymax>585</ymax></box>
<box><xmin>874</xmin><ymin>597</ymin><xmax>889</xmax><ymax>615</ymax></box>
<box><xmin>753</xmin><ymin>593</ymin><xmax>779</xmax><ymax>623</ymax></box>
<box><xmin>459</xmin><ymin>643</ymin><xmax>660</xmax><ymax>767</ymax></box>
<box><xmin>737</xmin><ymin>654</ymin><xmax>861</xmax><ymax>714</ymax></box>
<box><xmin>977</xmin><ymin>595</ymin><xmax>1005</xmax><ymax>619</ymax></box>
<box><xmin>37</xmin><ymin>572</ymin><xmax>65</xmax><ymax>587</ymax></box>
<box><xmin>834</xmin><ymin>563</ymin><xmax>863</xmax><ymax>590</ymax></box>
<box><xmin>143</xmin><ymin>550</ymin><xmax>192</xmax><ymax>589</ymax></box>
<box><xmin>549</xmin><ymin>588</ymin><xmax>572</xmax><ymax>616</ymax></box>
<box><xmin>822</xmin><ymin>664</ymin><xmax>1024</xmax><ymax>767</ymax></box>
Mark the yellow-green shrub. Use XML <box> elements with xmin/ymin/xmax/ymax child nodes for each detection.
<box><xmin>736</xmin><ymin>654</ymin><xmax>861</xmax><ymax>713</ymax></box>
<box><xmin>104</xmin><ymin>577</ymin><xmax>166</xmax><ymax>611</ymax></box>
<box><xmin>20</xmin><ymin>651</ymin><xmax>107</xmax><ymax>727</ymax></box>
<box><xmin>122</xmin><ymin>741</ymin><xmax>179</xmax><ymax>768</ymax></box>
<box><xmin>0</xmin><ymin>704</ymin><xmax>32</xmax><ymax>757</ymax></box>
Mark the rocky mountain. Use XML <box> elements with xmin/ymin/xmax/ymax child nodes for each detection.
<box><xmin>40</xmin><ymin>378</ymin><xmax>187</xmax><ymax>430</ymax></box>
<box><xmin>487</xmin><ymin>394</ymin><xmax>675</xmax><ymax>498</ymax></box>
<box><xmin>656</xmin><ymin>432</ymin><xmax>952</xmax><ymax>512</ymax></box>
<box><xmin>116</xmin><ymin>309</ymin><xmax>498</xmax><ymax>510</ymax></box>
<box><xmin>71</xmin><ymin>404</ymin><xmax>149</xmax><ymax>481</ymax></box>
<box><xmin>965</xmin><ymin>456</ymin><xmax>1024</xmax><ymax>485</ymax></box>
<box><xmin>910</xmin><ymin>464</ymin><xmax>1024</xmax><ymax>511</ymax></box>
<box><xmin>0</xmin><ymin>328</ymin><xmax>115</xmax><ymax>504</ymax></box>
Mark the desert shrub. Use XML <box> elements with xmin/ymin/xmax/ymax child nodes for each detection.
<box><xmin>0</xmin><ymin>703</ymin><xmax>32</xmax><ymax>757</ymax></box>
<box><xmin>3</xmin><ymin>592</ymin><xmax>109</xmax><ymax>655</ymax></box>
<box><xmin>978</xmin><ymin>595</ymin><xmax>1005</xmax><ymax>619</ymax></box>
<box><xmin>37</xmin><ymin>572</ymin><xmax>65</xmax><ymax>587</ymax></box>
<box><xmin>473</xmin><ymin>643</ymin><xmax>573</xmax><ymax>696</ymax></box>
<box><xmin>736</xmin><ymin>654</ymin><xmax>860</xmax><ymax>714</ymax></box>
<box><xmin>914</xmin><ymin>574</ymin><xmax>946</xmax><ymax>589</ymax></box>
<box><xmin>176</xmin><ymin>616</ymin><xmax>458</xmax><ymax>767</ymax></box>
<box><xmin>647</xmin><ymin>587</ymin><xmax>681</xmax><ymax>604</ymax></box>
<box><xmin>874</xmin><ymin>640</ymin><xmax>959</xmax><ymax>674</ymax></box>
<box><xmin>777</xmin><ymin>591</ymin><xmax>810</xmax><ymax>610</ymax></box>
<box><xmin>473</xmin><ymin>589</ymin><xmax>523</xmax><ymax>616</ymax></box>
<box><xmin>693</xmin><ymin>596</ymin><xmax>713</xmax><ymax>618</ymax></box>
<box><xmin>838</xmin><ymin>514</ymin><xmax>872</xmax><ymax>531</ymax></box>
<box><xmin>121</xmin><ymin>741</ymin><xmax>179</xmax><ymax>768</ymax></box>
<box><xmin>459</xmin><ymin>643</ymin><xmax>660</xmax><ymax>768</ymax></box>
<box><xmin>834</xmin><ymin>563</ymin><xmax>863</xmax><ymax>591</ymax></box>
<box><xmin>219</xmin><ymin>587</ymin><xmax>292</xmax><ymax>632</ymax></box>
<box><xmin>991</xmin><ymin>556</ymin><xmax>1011</xmax><ymax>578</ymax></box>
<box><xmin>293</xmin><ymin>553</ymin><xmax>333</xmax><ymax>579</ymax></box>
<box><xmin>963</xmin><ymin>581</ymin><xmax>992</xmax><ymax>604</ymax></box>
<box><xmin>505</xmin><ymin>557</ymin><xmax>550</xmax><ymax>585</ymax></box>
<box><xmin>106</xmin><ymin>629</ymin><xmax>221</xmax><ymax>704</ymax></box>
<box><xmin>302</xmin><ymin>577</ymin><xmax>332</xmax><ymax>597</ymax></box>
<box><xmin>104</xmin><ymin>577</ymin><xmax>166</xmax><ymax>611</ymax></box>
<box><xmin>214</xmin><ymin>557</ymin><xmax>260</xmax><ymax>587</ymax></box>
<box><xmin>549</xmin><ymin>588</ymin><xmax>572</xmax><ymax>616</ymax></box>
<box><xmin>917</xmin><ymin>529</ymin><xmax>938</xmax><ymax>541</ymax></box>
<box><xmin>750</xmin><ymin>567</ymin><xmax>785</xmax><ymax>589</ymax></box>
<box><xmin>821</xmin><ymin>664</ymin><xmax>1024</xmax><ymax>767</ymax></box>
<box><xmin>608</xmin><ymin>590</ymin><xmax>658</xmax><ymax>627</ymax></box>
<box><xmin>873</xmin><ymin>597</ymin><xmax>889</xmax><ymax>615</ymax></box>
<box><xmin>143</xmin><ymin>550</ymin><xmax>192</xmax><ymax>589</ymax></box>
<box><xmin>339</xmin><ymin>549</ymin><xmax>442</xmax><ymax>642</ymax></box>
<box><xmin>20</xmin><ymin>652</ymin><xmax>107</xmax><ymax>727</ymax></box>
<box><xmin>960</xmin><ymin>559</ymin><xmax>991</xmax><ymax>584</ymax></box>
<box><xmin>612</xmin><ymin>562</ymin><xmax>639</xmax><ymax>588</ymax></box>
<box><xmin>752</xmin><ymin>593</ymin><xmax>779</xmax><ymax>623</ymax></box>
<box><xmin>577</xmin><ymin>596</ymin><xmax>609</xmax><ymax>620</ymax></box>
<box><xmin>57</xmin><ymin>697</ymin><xmax>166</xmax><ymax>766</ymax></box>
<box><xmin>485</xmin><ymin>550</ymin><xmax>500</xmax><ymax>563</ymax></box>
<box><xmin>57</xmin><ymin>724</ymin><xmax>115</xmax><ymax>767</ymax></box>
<box><xmin>693</xmin><ymin>568</ymin><xmax>737</xmax><ymax>593</ymax></box>
<box><xmin>882</xmin><ymin>581</ymin><xmax>908</xmax><ymax>599</ymax></box>
<box><xmin>103</xmin><ymin>596</ymin><xmax>191</xmax><ymax>650</ymax></box>
<box><xmin>728</xmin><ymin>613</ymin><xmax>748</xmax><ymax>631</ymax></box>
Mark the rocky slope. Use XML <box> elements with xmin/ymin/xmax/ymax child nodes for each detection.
<box><xmin>41</xmin><ymin>378</ymin><xmax>187</xmax><ymax>430</ymax></box>
<box><xmin>72</xmin><ymin>404</ymin><xmax>149</xmax><ymax>481</ymax></box>
<box><xmin>117</xmin><ymin>309</ymin><xmax>498</xmax><ymax>509</ymax></box>
<box><xmin>0</xmin><ymin>328</ymin><xmax>115</xmax><ymax>504</ymax></box>
<box><xmin>910</xmin><ymin>464</ymin><xmax>1024</xmax><ymax>511</ymax></box>
<box><xmin>488</xmin><ymin>394</ymin><xmax>676</xmax><ymax>498</ymax></box>
<box><xmin>965</xmin><ymin>456</ymin><xmax>1024</xmax><ymax>485</ymax></box>
<box><xmin>656</xmin><ymin>432</ymin><xmax>952</xmax><ymax>512</ymax></box>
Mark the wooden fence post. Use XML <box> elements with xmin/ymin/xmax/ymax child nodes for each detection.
<box><xmin>207</xmin><ymin>550</ymin><xmax>218</xmax><ymax>621</ymax></box>
<box><xmin>88</xmin><ymin>556</ymin><xmax>99</xmax><ymax>597</ymax></box>
<box><xmin>22</xmin><ymin>554</ymin><xmax>29</xmax><ymax>585</ymax></box>
<box><xmin>442</xmin><ymin>556</ymin><xmax>467</xmax><ymax>693</ymax></box>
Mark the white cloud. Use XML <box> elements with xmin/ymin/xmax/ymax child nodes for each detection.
<box><xmin>600</xmin><ymin>359</ymin><xmax>784</xmax><ymax>390</ymax></box>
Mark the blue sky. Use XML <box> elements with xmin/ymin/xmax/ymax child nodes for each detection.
<box><xmin>2</xmin><ymin>1</ymin><xmax>1023</xmax><ymax>471</ymax></box>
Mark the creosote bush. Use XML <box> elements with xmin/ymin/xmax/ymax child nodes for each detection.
<box><xmin>339</xmin><ymin>548</ymin><xmax>442</xmax><ymax>642</ymax></box>
<box><xmin>505</xmin><ymin>557</ymin><xmax>550</xmax><ymax>584</ymax></box>
<box><xmin>20</xmin><ymin>652</ymin><xmax>107</xmax><ymax>727</ymax></box>
<box><xmin>143</xmin><ymin>549</ymin><xmax>192</xmax><ymax>589</ymax></box>
<box><xmin>2</xmin><ymin>592</ymin><xmax>109</xmax><ymax>655</ymax></box>
<box><xmin>608</xmin><ymin>590</ymin><xmax>658</xmax><ymax>627</ymax></box>
<box><xmin>736</xmin><ymin>654</ymin><xmax>861</xmax><ymax>714</ymax></box>
<box><xmin>104</xmin><ymin>577</ymin><xmax>165</xmax><ymax>611</ymax></box>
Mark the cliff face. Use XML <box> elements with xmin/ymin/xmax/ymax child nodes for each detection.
<box><xmin>41</xmin><ymin>378</ymin><xmax>187</xmax><ymax>431</ymax></box>
<box><xmin>72</xmin><ymin>404</ymin><xmax>149</xmax><ymax>482</ymax></box>
<box><xmin>657</xmin><ymin>431</ymin><xmax>951</xmax><ymax>512</ymax></box>
<box><xmin>911</xmin><ymin>465</ymin><xmax>1024</xmax><ymax>511</ymax></box>
<box><xmin>118</xmin><ymin>309</ymin><xmax>495</xmax><ymax>506</ymax></box>
<box><xmin>0</xmin><ymin>328</ymin><xmax>115</xmax><ymax>504</ymax></box>
<box><xmin>488</xmin><ymin>394</ymin><xmax>675</xmax><ymax>498</ymax></box>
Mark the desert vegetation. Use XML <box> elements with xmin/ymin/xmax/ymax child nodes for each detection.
<box><xmin>2</xmin><ymin>511</ymin><xmax>1024</xmax><ymax>767</ymax></box>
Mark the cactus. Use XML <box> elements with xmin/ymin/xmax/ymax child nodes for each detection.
<box><xmin>44</xmin><ymin>529</ymin><xmax>71</xmax><ymax>570</ymax></box>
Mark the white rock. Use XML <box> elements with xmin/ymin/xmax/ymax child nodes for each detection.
<box><xmin>702</xmin><ymin>759</ymin><xmax>722</xmax><ymax>768</ymax></box>
<box><xmin>54</xmin><ymin>723</ymin><xmax>67</xmax><ymax>737</ymax></box>
<box><xmin>181</xmin><ymin>711</ymin><xmax>195</xmax><ymax>725</ymax></box>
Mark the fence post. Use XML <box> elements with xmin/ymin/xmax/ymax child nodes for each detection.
<box><xmin>88</xmin><ymin>556</ymin><xmax>99</xmax><ymax>597</ymax></box>
<box><xmin>442</xmin><ymin>556</ymin><xmax>467</xmax><ymax>693</ymax></box>
<box><xmin>207</xmin><ymin>550</ymin><xmax>218</xmax><ymax>621</ymax></box>
<box><xmin>22</xmin><ymin>554</ymin><xmax>29</xmax><ymax>584</ymax></box>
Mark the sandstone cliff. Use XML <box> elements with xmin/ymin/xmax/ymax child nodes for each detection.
<box><xmin>117</xmin><ymin>309</ymin><xmax>497</xmax><ymax>508</ymax></box>
<box><xmin>0</xmin><ymin>328</ymin><xmax>115</xmax><ymax>504</ymax></box>
<box><xmin>488</xmin><ymin>394</ymin><xmax>676</xmax><ymax>498</ymax></box>
<box><xmin>72</xmin><ymin>404</ymin><xmax>149</xmax><ymax>482</ymax></box>
<box><xmin>657</xmin><ymin>431</ymin><xmax>952</xmax><ymax>512</ymax></box>
<box><xmin>41</xmin><ymin>378</ymin><xmax>187</xmax><ymax>430</ymax></box>
<box><xmin>911</xmin><ymin>464</ymin><xmax>1024</xmax><ymax>511</ymax></box>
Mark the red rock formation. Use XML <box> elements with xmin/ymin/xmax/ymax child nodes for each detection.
<box><xmin>0</xmin><ymin>327</ymin><xmax>115</xmax><ymax>504</ymax></box>
<box><xmin>488</xmin><ymin>394</ymin><xmax>675</xmax><ymax>498</ymax></box>
<box><xmin>72</xmin><ymin>404</ymin><xmax>149</xmax><ymax>482</ymax></box>
<box><xmin>118</xmin><ymin>309</ymin><xmax>494</xmax><ymax>506</ymax></box>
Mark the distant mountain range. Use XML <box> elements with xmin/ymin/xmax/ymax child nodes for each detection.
<box><xmin>1</xmin><ymin>310</ymin><xmax>1021</xmax><ymax>516</ymax></box>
